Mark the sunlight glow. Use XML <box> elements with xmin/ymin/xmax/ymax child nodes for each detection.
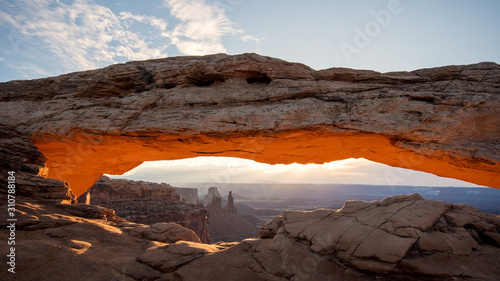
<box><xmin>110</xmin><ymin>157</ymin><xmax>485</xmax><ymax>188</ymax></box>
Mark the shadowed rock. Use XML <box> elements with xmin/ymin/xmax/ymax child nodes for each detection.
<box><xmin>0</xmin><ymin>123</ymin><xmax>75</xmax><ymax>203</ymax></box>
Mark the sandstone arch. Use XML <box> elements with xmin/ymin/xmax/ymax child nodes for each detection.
<box><xmin>0</xmin><ymin>53</ymin><xmax>499</xmax><ymax>196</ymax></box>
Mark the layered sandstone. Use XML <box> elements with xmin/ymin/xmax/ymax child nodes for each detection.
<box><xmin>89</xmin><ymin>176</ymin><xmax>181</xmax><ymax>202</ymax></box>
<box><xmin>174</xmin><ymin>187</ymin><xmax>199</xmax><ymax>204</ymax></box>
<box><xmin>0</xmin><ymin>123</ymin><xmax>75</xmax><ymax>203</ymax></box>
<box><xmin>88</xmin><ymin>176</ymin><xmax>209</xmax><ymax>243</ymax></box>
<box><xmin>0</xmin><ymin>54</ymin><xmax>498</xmax><ymax>195</ymax></box>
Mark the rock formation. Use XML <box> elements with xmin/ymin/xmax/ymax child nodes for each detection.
<box><xmin>202</xmin><ymin>187</ymin><xmax>224</xmax><ymax>206</ymax></box>
<box><xmin>0</xmin><ymin>123</ymin><xmax>75</xmax><ymax>204</ymax></box>
<box><xmin>76</xmin><ymin>190</ymin><xmax>90</xmax><ymax>204</ymax></box>
<box><xmin>175</xmin><ymin>194</ymin><xmax>500</xmax><ymax>281</ymax></box>
<box><xmin>224</xmin><ymin>191</ymin><xmax>237</xmax><ymax>213</ymax></box>
<box><xmin>1</xmin><ymin>132</ymin><xmax>499</xmax><ymax>279</ymax></box>
<box><xmin>3</xmin><ymin>191</ymin><xmax>499</xmax><ymax>280</ymax></box>
<box><xmin>0</xmin><ymin>54</ymin><xmax>500</xmax><ymax>281</ymax></box>
<box><xmin>89</xmin><ymin>176</ymin><xmax>181</xmax><ymax>202</ymax></box>
<box><xmin>205</xmin><ymin>187</ymin><xmax>259</xmax><ymax>242</ymax></box>
<box><xmin>88</xmin><ymin>176</ymin><xmax>209</xmax><ymax>243</ymax></box>
<box><xmin>206</xmin><ymin>195</ymin><xmax>223</xmax><ymax>214</ymax></box>
<box><xmin>0</xmin><ymin>54</ymin><xmax>498</xmax><ymax>195</ymax></box>
<box><xmin>173</xmin><ymin>187</ymin><xmax>199</xmax><ymax>204</ymax></box>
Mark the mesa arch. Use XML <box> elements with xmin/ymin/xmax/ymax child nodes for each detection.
<box><xmin>0</xmin><ymin>53</ymin><xmax>499</xmax><ymax>196</ymax></box>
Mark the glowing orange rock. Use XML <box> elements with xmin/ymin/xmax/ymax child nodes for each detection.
<box><xmin>0</xmin><ymin>54</ymin><xmax>498</xmax><ymax>195</ymax></box>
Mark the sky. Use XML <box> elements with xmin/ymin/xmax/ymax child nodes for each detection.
<box><xmin>109</xmin><ymin>157</ymin><xmax>486</xmax><ymax>188</ymax></box>
<box><xmin>1</xmin><ymin>0</ymin><xmax>499</xmax><ymax>81</ymax></box>
<box><xmin>1</xmin><ymin>0</ymin><xmax>498</xmax><ymax>187</ymax></box>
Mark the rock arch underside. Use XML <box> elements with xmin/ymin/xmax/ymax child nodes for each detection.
<box><xmin>1</xmin><ymin>53</ymin><xmax>499</xmax><ymax>196</ymax></box>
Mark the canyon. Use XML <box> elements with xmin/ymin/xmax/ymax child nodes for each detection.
<box><xmin>0</xmin><ymin>54</ymin><xmax>499</xmax><ymax>280</ymax></box>
<box><xmin>87</xmin><ymin>176</ymin><xmax>209</xmax><ymax>244</ymax></box>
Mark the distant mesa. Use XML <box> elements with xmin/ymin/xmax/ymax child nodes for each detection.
<box><xmin>174</xmin><ymin>187</ymin><xmax>199</xmax><ymax>204</ymax></box>
<box><xmin>202</xmin><ymin>186</ymin><xmax>224</xmax><ymax>206</ymax></box>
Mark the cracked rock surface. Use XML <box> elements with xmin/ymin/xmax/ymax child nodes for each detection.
<box><xmin>175</xmin><ymin>194</ymin><xmax>500</xmax><ymax>281</ymax></box>
<box><xmin>3</xmin><ymin>193</ymin><xmax>499</xmax><ymax>280</ymax></box>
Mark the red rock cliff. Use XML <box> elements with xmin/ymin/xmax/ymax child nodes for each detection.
<box><xmin>88</xmin><ymin>176</ymin><xmax>209</xmax><ymax>243</ymax></box>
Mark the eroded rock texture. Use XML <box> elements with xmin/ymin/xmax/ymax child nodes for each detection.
<box><xmin>88</xmin><ymin>176</ymin><xmax>209</xmax><ymax>243</ymax></box>
<box><xmin>177</xmin><ymin>194</ymin><xmax>500</xmax><ymax>281</ymax></box>
<box><xmin>0</xmin><ymin>54</ymin><xmax>499</xmax><ymax>194</ymax></box>
<box><xmin>0</xmin><ymin>124</ymin><xmax>74</xmax><ymax>203</ymax></box>
<box><xmin>4</xmin><ymin>193</ymin><xmax>497</xmax><ymax>281</ymax></box>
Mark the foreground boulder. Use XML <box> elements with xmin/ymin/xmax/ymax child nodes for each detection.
<box><xmin>2</xmin><ymin>193</ymin><xmax>498</xmax><ymax>280</ymax></box>
<box><xmin>176</xmin><ymin>194</ymin><xmax>500</xmax><ymax>281</ymax></box>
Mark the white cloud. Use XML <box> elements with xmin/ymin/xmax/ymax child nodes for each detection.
<box><xmin>0</xmin><ymin>0</ymin><xmax>263</xmax><ymax>80</ymax></box>
<box><xmin>0</xmin><ymin>0</ymin><xmax>168</xmax><ymax>77</ymax></box>
<box><xmin>240</xmin><ymin>34</ymin><xmax>265</xmax><ymax>53</ymax></box>
<box><xmin>241</xmin><ymin>34</ymin><xmax>264</xmax><ymax>43</ymax></box>
<box><xmin>163</xmin><ymin>0</ymin><xmax>242</xmax><ymax>55</ymax></box>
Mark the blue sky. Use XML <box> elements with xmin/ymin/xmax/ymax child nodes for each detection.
<box><xmin>1</xmin><ymin>0</ymin><xmax>499</xmax><ymax>81</ymax></box>
<box><xmin>1</xmin><ymin>0</ymin><xmax>497</xmax><ymax>187</ymax></box>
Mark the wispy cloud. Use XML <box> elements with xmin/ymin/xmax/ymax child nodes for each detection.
<box><xmin>162</xmin><ymin>0</ymin><xmax>242</xmax><ymax>55</ymax></box>
<box><xmin>241</xmin><ymin>34</ymin><xmax>265</xmax><ymax>53</ymax></box>
<box><xmin>0</xmin><ymin>0</ymin><xmax>262</xmax><ymax>80</ymax></box>
<box><xmin>0</xmin><ymin>0</ymin><xmax>168</xmax><ymax>78</ymax></box>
